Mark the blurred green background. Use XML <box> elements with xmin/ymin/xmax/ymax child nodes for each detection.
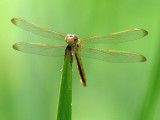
<box><xmin>0</xmin><ymin>0</ymin><xmax>160</xmax><ymax>120</ymax></box>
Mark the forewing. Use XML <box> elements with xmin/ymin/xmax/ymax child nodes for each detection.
<box><xmin>11</xmin><ymin>18</ymin><xmax>65</xmax><ymax>41</ymax></box>
<box><xmin>13</xmin><ymin>42</ymin><xmax>66</xmax><ymax>57</ymax></box>
<box><xmin>80</xmin><ymin>29</ymin><xmax>148</xmax><ymax>44</ymax></box>
<box><xmin>80</xmin><ymin>46</ymin><xmax>146</xmax><ymax>63</ymax></box>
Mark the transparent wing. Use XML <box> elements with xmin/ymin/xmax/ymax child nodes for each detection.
<box><xmin>80</xmin><ymin>46</ymin><xmax>146</xmax><ymax>63</ymax></box>
<box><xmin>13</xmin><ymin>42</ymin><xmax>66</xmax><ymax>57</ymax></box>
<box><xmin>11</xmin><ymin>18</ymin><xmax>65</xmax><ymax>41</ymax></box>
<box><xmin>80</xmin><ymin>29</ymin><xmax>148</xmax><ymax>44</ymax></box>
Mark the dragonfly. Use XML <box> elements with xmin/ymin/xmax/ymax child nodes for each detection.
<box><xmin>11</xmin><ymin>18</ymin><xmax>148</xmax><ymax>87</ymax></box>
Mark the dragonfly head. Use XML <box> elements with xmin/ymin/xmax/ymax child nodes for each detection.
<box><xmin>65</xmin><ymin>34</ymin><xmax>79</xmax><ymax>45</ymax></box>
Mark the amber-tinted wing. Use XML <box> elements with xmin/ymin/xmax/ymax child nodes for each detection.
<box><xmin>80</xmin><ymin>45</ymin><xmax>146</xmax><ymax>63</ymax></box>
<box><xmin>80</xmin><ymin>29</ymin><xmax>148</xmax><ymax>44</ymax></box>
<box><xmin>11</xmin><ymin>18</ymin><xmax>65</xmax><ymax>41</ymax></box>
<box><xmin>13</xmin><ymin>43</ymin><xmax>66</xmax><ymax>57</ymax></box>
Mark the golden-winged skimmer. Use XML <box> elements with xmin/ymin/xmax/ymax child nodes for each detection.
<box><xmin>11</xmin><ymin>18</ymin><xmax>148</xmax><ymax>86</ymax></box>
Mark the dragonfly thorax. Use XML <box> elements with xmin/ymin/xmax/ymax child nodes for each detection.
<box><xmin>65</xmin><ymin>34</ymin><xmax>80</xmax><ymax>46</ymax></box>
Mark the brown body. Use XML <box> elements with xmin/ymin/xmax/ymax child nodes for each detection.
<box><xmin>65</xmin><ymin>34</ymin><xmax>86</xmax><ymax>86</ymax></box>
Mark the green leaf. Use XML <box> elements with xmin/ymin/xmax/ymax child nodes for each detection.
<box><xmin>57</xmin><ymin>46</ymin><xmax>72</xmax><ymax>120</ymax></box>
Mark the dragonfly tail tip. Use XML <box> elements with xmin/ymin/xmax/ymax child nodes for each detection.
<box><xmin>82</xmin><ymin>82</ymin><xmax>87</xmax><ymax>87</ymax></box>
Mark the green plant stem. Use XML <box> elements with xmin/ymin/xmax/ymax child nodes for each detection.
<box><xmin>57</xmin><ymin>45</ymin><xmax>72</xmax><ymax>120</ymax></box>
